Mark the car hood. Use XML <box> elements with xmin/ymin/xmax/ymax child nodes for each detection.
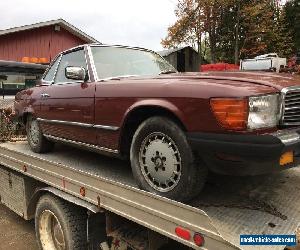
<box><xmin>156</xmin><ymin>71</ymin><xmax>300</xmax><ymax>91</ymax></box>
<box><xmin>100</xmin><ymin>71</ymin><xmax>300</xmax><ymax>99</ymax></box>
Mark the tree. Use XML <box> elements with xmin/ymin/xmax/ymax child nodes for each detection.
<box><xmin>239</xmin><ymin>1</ymin><xmax>274</xmax><ymax>58</ymax></box>
<box><xmin>239</xmin><ymin>0</ymin><xmax>294</xmax><ymax>59</ymax></box>
<box><xmin>284</xmin><ymin>0</ymin><xmax>300</xmax><ymax>52</ymax></box>
<box><xmin>162</xmin><ymin>0</ymin><xmax>296</xmax><ymax>65</ymax></box>
<box><xmin>270</xmin><ymin>5</ymin><xmax>294</xmax><ymax>57</ymax></box>
<box><xmin>162</xmin><ymin>0</ymin><xmax>232</xmax><ymax>65</ymax></box>
<box><xmin>214</xmin><ymin>0</ymin><xmax>242</xmax><ymax>63</ymax></box>
<box><xmin>161</xmin><ymin>0</ymin><xmax>204</xmax><ymax>67</ymax></box>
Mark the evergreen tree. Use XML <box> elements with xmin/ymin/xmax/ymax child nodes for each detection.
<box><xmin>284</xmin><ymin>0</ymin><xmax>300</xmax><ymax>52</ymax></box>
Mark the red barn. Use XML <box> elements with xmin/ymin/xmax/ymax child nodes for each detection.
<box><xmin>0</xmin><ymin>19</ymin><xmax>98</xmax><ymax>63</ymax></box>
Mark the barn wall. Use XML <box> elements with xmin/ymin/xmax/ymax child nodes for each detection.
<box><xmin>163</xmin><ymin>48</ymin><xmax>201</xmax><ymax>72</ymax></box>
<box><xmin>184</xmin><ymin>47</ymin><xmax>199</xmax><ymax>72</ymax></box>
<box><xmin>165</xmin><ymin>53</ymin><xmax>177</xmax><ymax>69</ymax></box>
<box><xmin>0</xmin><ymin>26</ymin><xmax>86</xmax><ymax>62</ymax></box>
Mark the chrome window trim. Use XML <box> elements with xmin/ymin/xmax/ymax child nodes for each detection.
<box><xmin>53</xmin><ymin>55</ymin><xmax>63</xmax><ymax>83</ymax></box>
<box><xmin>83</xmin><ymin>45</ymin><xmax>91</xmax><ymax>83</ymax></box>
<box><xmin>87</xmin><ymin>45</ymin><xmax>99</xmax><ymax>82</ymax></box>
<box><xmin>46</xmin><ymin>43</ymin><xmax>174</xmax><ymax>83</ymax></box>
<box><xmin>60</xmin><ymin>45</ymin><xmax>86</xmax><ymax>55</ymax></box>
<box><xmin>51</xmin><ymin>81</ymin><xmax>85</xmax><ymax>86</ymax></box>
<box><xmin>44</xmin><ymin>134</ymin><xmax>119</xmax><ymax>154</ymax></box>
<box><xmin>89</xmin><ymin>43</ymin><xmax>157</xmax><ymax>54</ymax></box>
<box><xmin>93</xmin><ymin>44</ymin><xmax>170</xmax><ymax>66</ymax></box>
<box><xmin>40</xmin><ymin>81</ymin><xmax>52</xmax><ymax>86</ymax></box>
<box><xmin>88</xmin><ymin>44</ymin><xmax>175</xmax><ymax>82</ymax></box>
<box><xmin>98</xmin><ymin>75</ymin><xmax>139</xmax><ymax>82</ymax></box>
<box><xmin>42</xmin><ymin>54</ymin><xmax>62</xmax><ymax>84</ymax></box>
<box><xmin>53</xmin><ymin>48</ymin><xmax>90</xmax><ymax>85</ymax></box>
<box><xmin>37</xmin><ymin>118</ymin><xmax>119</xmax><ymax>131</ymax></box>
<box><xmin>280</xmin><ymin>86</ymin><xmax>300</xmax><ymax>125</ymax></box>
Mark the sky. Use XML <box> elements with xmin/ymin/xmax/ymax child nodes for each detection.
<box><xmin>0</xmin><ymin>0</ymin><xmax>177</xmax><ymax>51</ymax></box>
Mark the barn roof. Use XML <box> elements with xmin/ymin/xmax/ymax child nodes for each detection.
<box><xmin>0</xmin><ymin>60</ymin><xmax>47</xmax><ymax>75</ymax></box>
<box><xmin>157</xmin><ymin>46</ymin><xmax>198</xmax><ymax>57</ymax></box>
<box><xmin>0</xmin><ymin>60</ymin><xmax>47</xmax><ymax>71</ymax></box>
<box><xmin>0</xmin><ymin>19</ymin><xmax>99</xmax><ymax>43</ymax></box>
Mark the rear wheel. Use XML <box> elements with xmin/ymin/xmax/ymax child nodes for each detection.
<box><xmin>130</xmin><ymin>116</ymin><xmax>207</xmax><ymax>202</ymax></box>
<box><xmin>26</xmin><ymin>115</ymin><xmax>54</xmax><ymax>153</ymax></box>
<box><xmin>35</xmin><ymin>194</ymin><xmax>87</xmax><ymax>250</ymax></box>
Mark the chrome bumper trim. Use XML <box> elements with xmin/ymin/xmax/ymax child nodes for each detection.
<box><xmin>271</xmin><ymin>129</ymin><xmax>300</xmax><ymax>145</ymax></box>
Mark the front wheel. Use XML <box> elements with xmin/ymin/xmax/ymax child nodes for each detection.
<box><xmin>130</xmin><ymin>116</ymin><xmax>207</xmax><ymax>202</ymax></box>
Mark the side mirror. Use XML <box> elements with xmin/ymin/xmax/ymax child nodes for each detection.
<box><xmin>65</xmin><ymin>66</ymin><xmax>87</xmax><ymax>81</ymax></box>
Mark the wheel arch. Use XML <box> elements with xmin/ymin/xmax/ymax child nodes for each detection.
<box><xmin>21</xmin><ymin>107</ymin><xmax>35</xmax><ymax>125</ymax></box>
<box><xmin>119</xmin><ymin>100</ymin><xmax>187</xmax><ymax>157</ymax></box>
<box><xmin>22</xmin><ymin>112</ymin><xmax>30</xmax><ymax>125</ymax></box>
<box><xmin>26</xmin><ymin>186</ymin><xmax>100</xmax><ymax>220</ymax></box>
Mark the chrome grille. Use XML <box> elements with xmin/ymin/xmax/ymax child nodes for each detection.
<box><xmin>282</xmin><ymin>87</ymin><xmax>300</xmax><ymax>126</ymax></box>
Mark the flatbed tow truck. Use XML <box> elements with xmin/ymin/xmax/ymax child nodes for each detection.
<box><xmin>0</xmin><ymin>139</ymin><xmax>299</xmax><ymax>250</ymax></box>
<box><xmin>3</xmin><ymin>44</ymin><xmax>300</xmax><ymax>249</ymax></box>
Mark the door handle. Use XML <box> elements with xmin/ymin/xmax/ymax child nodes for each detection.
<box><xmin>41</xmin><ymin>93</ymin><xmax>50</xmax><ymax>98</ymax></box>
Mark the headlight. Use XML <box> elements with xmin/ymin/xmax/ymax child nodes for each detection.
<box><xmin>248</xmin><ymin>94</ymin><xmax>280</xmax><ymax>129</ymax></box>
<box><xmin>210</xmin><ymin>94</ymin><xmax>280</xmax><ymax>131</ymax></box>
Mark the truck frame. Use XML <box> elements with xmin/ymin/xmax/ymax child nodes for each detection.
<box><xmin>0</xmin><ymin>140</ymin><xmax>299</xmax><ymax>249</ymax></box>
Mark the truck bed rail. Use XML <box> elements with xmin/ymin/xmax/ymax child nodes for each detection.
<box><xmin>1</xmin><ymin>141</ymin><xmax>299</xmax><ymax>249</ymax></box>
<box><xmin>0</xmin><ymin>142</ymin><xmax>237</xmax><ymax>250</ymax></box>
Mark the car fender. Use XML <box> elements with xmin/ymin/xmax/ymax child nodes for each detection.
<box><xmin>121</xmin><ymin>99</ymin><xmax>186</xmax><ymax>130</ymax></box>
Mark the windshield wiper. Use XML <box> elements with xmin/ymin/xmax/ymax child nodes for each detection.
<box><xmin>159</xmin><ymin>70</ymin><xmax>177</xmax><ymax>75</ymax></box>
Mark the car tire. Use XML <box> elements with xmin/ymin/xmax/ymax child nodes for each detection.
<box><xmin>35</xmin><ymin>194</ymin><xmax>88</xmax><ymax>250</ymax></box>
<box><xmin>130</xmin><ymin>116</ymin><xmax>207</xmax><ymax>202</ymax></box>
<box><xmin>26</xmin><ymin>115</ymin><xmax>54</xmax><ymax>153</ymax></box>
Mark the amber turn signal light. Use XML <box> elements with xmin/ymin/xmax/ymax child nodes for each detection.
<box><xmin>210</xmin><ymin>98</ymin><xmax>248</xmax><ymax>130</ymax></box>
<box><xmin>280</xmin><ymin>151</ymin><xmax>293</xmax><ymax>166</ymax></box>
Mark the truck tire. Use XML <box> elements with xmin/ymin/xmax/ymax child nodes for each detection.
<box><xmin>35</xmin><ymin>194</ymin><xmax>87</xmax><ymax>250</ymax></box>
<box><xmin>26</xmin><ymin>115</ymin><xmax>54</xmax><ymax>153</ymax></box>
<box><xmin>130</xmin><ymin>116</ymin><xmax>207</xmax><ymax>202</ymax></box>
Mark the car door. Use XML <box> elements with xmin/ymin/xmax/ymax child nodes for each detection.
<box><xmin>39</xmin><ymin>48</ymin><xmax>96</xmax><ymax>144</ymax></box>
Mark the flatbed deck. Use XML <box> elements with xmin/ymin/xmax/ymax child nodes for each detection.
<box><xmin>0</xmin><ymin>141</ymin><xmax>299</xmax><ymax>250</ymax></box>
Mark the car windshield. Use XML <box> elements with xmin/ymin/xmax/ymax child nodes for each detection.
<box><xmin>90</xmin><ymin>46</ymin><xmax>176</xmax><ymax>79</ymax></box>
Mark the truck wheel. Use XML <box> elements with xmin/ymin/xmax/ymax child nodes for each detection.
<box><xmin>26</xmin><ymin>115</ymin><xmax>54</xmax><ymax>153</ymax></box>
<box><xmin>35</xmin><ymin>194</ymin><xmax>87</xmax><ymax>250</ymax></box>
<box><xmin>130</xmin><ymin>116</ymin><xmax>207</xmax><ymax>202</ymax></box>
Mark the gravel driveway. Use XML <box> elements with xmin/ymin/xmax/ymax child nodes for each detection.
<box><xmin>0</xmin><ymin>204</ymin><xmax>37</xmax><ymax>250</ymax></box>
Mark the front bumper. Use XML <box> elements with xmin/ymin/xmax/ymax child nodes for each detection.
<box><xmin>187</xmin><ymin>129</ymin><xmax>300</xmax><ymax>175</ymax></box>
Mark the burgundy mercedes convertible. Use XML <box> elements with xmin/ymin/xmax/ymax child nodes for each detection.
<box><xmin>14</xmin><ymin>44</ymin><xmax>300</xmax><ymax>201</ymax></box>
